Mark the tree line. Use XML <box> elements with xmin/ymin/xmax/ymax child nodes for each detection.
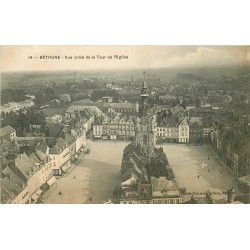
<box><xmin>1</xmin><ymin>109</ymin><xmax>46</xmax><ymax>136</ymax></box>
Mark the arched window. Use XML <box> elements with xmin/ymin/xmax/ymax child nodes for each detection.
<box><xmin>143</xmin><ymin>135</ymin><xmax>147</xmax><ymax>146</ymax></box>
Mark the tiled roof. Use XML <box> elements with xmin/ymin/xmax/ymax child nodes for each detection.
<box><xmin>65</xmin><ymin>133</ymin><xmax>75</xmax><ymax>145</ymax></box>
<box><xmin>15</xmin><ymin>153</ymin><xmax>38</xmax><ymax>180</ymax></box>
<box><xmin>49</xmin><ymin>137</ymin><xmax>68</xmax><ymax>154</ymax></box>
<box><xmin>151</xmin><ymin>177</ymin><xmax>181</xmax><ymax>197</ymax></box>
<box><xmin>70</xmin><ymin>100</ymin><xmax>136</xmax><ymax>110</ymax></box>
<box><xmin>0</xmin><ymin>125</ymin><xmax>16</xmax><ymax>137</ymax></box>
<box><xmin>46</xmin><ymin>123</ymin><xmax>64</xmax><ymax>137</ymax></box>
<box><xmin>158</xmin><ymin>117</ymin><xmax>179</xmax><ymax>127</ymax></box>
<box><xmin>2</xmin><ymin>166</ymin><xmax>25</xmax><ymax>188</ymax></box>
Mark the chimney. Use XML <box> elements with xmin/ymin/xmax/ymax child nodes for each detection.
<box><xmin>227</xmin><ymin>187</ymin><xmax>235</xmax><ymax>203</ymax></box>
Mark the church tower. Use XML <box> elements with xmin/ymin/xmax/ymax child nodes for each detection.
<box><xmin>135</xmin><ymin>72</ymin><xmax>155</xmax><ymax>160</ymax></box>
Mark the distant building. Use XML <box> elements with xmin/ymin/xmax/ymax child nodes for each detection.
<box><xmin>49</xmin><ymin>137</ymin><xmax>71</xmax><ymax>175</ymax></box>
<box><xmin>0</xmin><ymin>125</ymin><xmax>16</xmax><ymax>143</ymax></box>
<box><xmin>179</xmin><ymin>117</ymin><xmax>189</xmax><ymax>143</ymax></box>
<box><xmin>93</xmin><ymin>113</ymin><xmax>135</xmax><ymax>141</ymax></box>
<box><xmin>183</xmin><ymin>191</ymin><xmax>227</xmax><ymax>204</ymax></box>
<box><xmin>100</xmin><ymin>96</ymin><xmax>113</xmax><ymax>103</ymax></box>
<box><xmin>70</xmin><ymin>99</ymin><xmax>139</xmax><ymax>114</ymax></box>
<box><xmin>1</xmin><ymin>99</ymin><xmax>35</xmax><ymax>114</ymax></box>
<box><xmin>156</xmin><ymin>117</ymin><xmax>179</xmax><ymax>143</ymax></box>
<box><xmin>65</xmin><ymin>106</ymin><xmax>102</xmax><ymax>133</ymax></box>
<box><xmin>189</xmin><ymin>122</ymin><xmax>203</xmax><ymax>144</ymax></box>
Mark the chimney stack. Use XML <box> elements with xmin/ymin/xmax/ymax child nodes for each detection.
<box><xmin>227</xmin><ymin>187</ymin><xmax>235</xmax><ymax>203</ymax></box>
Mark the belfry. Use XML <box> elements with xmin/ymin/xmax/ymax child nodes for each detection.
<box><xmin>135</xmin><ymin>72</ymin><xmax>155</xmax><ymax>160</ymax></box>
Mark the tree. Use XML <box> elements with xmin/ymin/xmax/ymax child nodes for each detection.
<box><xmin>35</xmin><ymin>91</ymin><xmax>45</xmax><ymax>106</ymax></box>
<box><xmin>195</xmin><ymin>97</ymin><xmax>201</xmax><ymax>108</ymax></box>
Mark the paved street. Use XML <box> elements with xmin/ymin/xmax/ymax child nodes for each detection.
<box><xmin>160</xmin><ymin>143</ymin><xmax>241</xmax><ymax>194</ymax></box>
<box><xmin>42</xmin><ymin>141</ymin><xmax>241</xmax><ymax>204</ymax></box>
<box><xmin>42</xmin><ymin>140</ymin><xmax>130</xmax><ymax>204</ymax></box>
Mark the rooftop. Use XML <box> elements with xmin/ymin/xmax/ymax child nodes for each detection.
<box><xmin>0</xmin><ymin>125</ymin><xmax>16</xmax><ymax>137</ymax></box>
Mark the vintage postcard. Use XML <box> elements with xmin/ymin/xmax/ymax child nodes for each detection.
<box><xmin>0</xmin><ymin>45</ymin><xmax>249</xmax><ymax>204</ymax></box>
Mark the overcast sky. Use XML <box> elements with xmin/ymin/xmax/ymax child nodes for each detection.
<box><xmin>1</xmin><ymin>45</ymin><xmax>249</xmax><ymax>72</ymax></box>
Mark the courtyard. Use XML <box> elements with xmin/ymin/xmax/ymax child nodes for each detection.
<box><xmin>42</xmin><ymin>141</ymin><xmax>241</xmax><ymax>204</ymax></box>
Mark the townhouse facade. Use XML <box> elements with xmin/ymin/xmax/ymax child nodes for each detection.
<box><xmin>211</xmin><ymin>126</ymin><xmax>250</xmax><ymax>178</ymax></box>
<box><xmin>1</xmin><ymin>99</ymin><xmax>35</xmax><ymax>114</ymax></box>
<box><xmin>49</xmin><ymin>138</ymin><xmax>71</xmax><ymax>175</ymax></box>
<box><xmin>178</xmin><ymin>117</ymin><xmax>189</xmax><ymax>143</ymax></box>
<box><xmin>1</xmin><ymin>151</ymin><xmax>54</xmax><ymax>204</ymax></box>
<box><xmin>156</xmin><ymin>117</ymin><xmax>179</xmax><ymax>143</ymax></box>
<box><xmin>93</xmin><ymin>113</ymin><xmax>135</xmax><ymax>141</ymax></box>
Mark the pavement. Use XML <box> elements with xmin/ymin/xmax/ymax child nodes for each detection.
<box><xmin>42</xmin><ymin>140</ymin><xmax>129</xmax><ymax>204</ymax></box>
<box><xmin>160</xmin><ymin>143</ymin><xmax>241</xmax><ymax>194</ymax></box>
<box><xmin>42</xmin><ymin>141</ymin><xmax>242</xmax><ymax>204</ymax></box>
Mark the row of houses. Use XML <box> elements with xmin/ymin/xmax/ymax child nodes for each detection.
<box><xmin>156</xmin><ymin>115</ymin><xmax>212</xmax><ymax>144</ymax></box>
<box><xmin>1</xmin><ymin>99</ymin><xmax>35</xmax><ymax>114</ymax></box>
<box><xmin>92</xmin><ymin>113</ymin><xmax>212</xmax><ymax>144</ymax></box>
<box><xmin>1</xmin><ymin>150</ymin><xmax>55</xmax><ymax>204</ymax></box>
<box><xmin>49</xmin><ymin>119</ymin><xmax>87</xmax><ymax>175</ymax></box>
<box><xmin>93</xmin><ymin>113</ymin><xmax>136</xmax><ymax>140</ymax></box>
<box><xmin>70</xmin><ymin>98</ymin><xmax>139</xmax><ymax>114</ymax></box>
<box><xmin>65</xmin><ymin>105</ymin><xmax>102</xmax><ymax>133</ymax></box>
<box><xmin>0</xmin><ymin>120</ymin><xmax>87</xmax><ymax>203</ymax></box>
<box><xmin>211</xmin><ymin>125</ymin><xmax>250</xmax><ymax>178</ymax></box>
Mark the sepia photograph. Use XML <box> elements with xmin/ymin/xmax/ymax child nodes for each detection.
<box><xmin>1</xmin><ymin>2</ymin><xmax>250</xmax><ymax>250</ymax></box>
<box><xmin>1</xmin><ymin>45</ymin><xmax>249</xmax><ymax>204</ymax></box>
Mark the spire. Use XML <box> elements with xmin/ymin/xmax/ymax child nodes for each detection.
<box><xmin>142</xmin><ymin>71</ymin><xmax>147</xmax><ymax>89</ymax></box>
<box><xmin>140</xmin><ymin>72</ymin><xmax>149</xmax><ymax>116</ymax></box>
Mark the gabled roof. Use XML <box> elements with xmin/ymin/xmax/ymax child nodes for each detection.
<box><xmin>189</xmin><ymin>122</ymin><xmax>202</xmax><ymax>128</ymax></box>
<box><xmin>72</xmin><ymin>98</ymin><xmax>94</xmax><ymax>104</ymax></box>
<box><xmin>46</xmin><ymin>123</ymin><xmax>64</xmax><ymax>137</ymax></box>
<box><xmin>151</xmin><ymin>176</ymin><xmax>181</xmax><ymax>197</ymax></box>
<box><xmin>15</xmin><ymin>153</ymin><xmax>38</xmax><ymax>180</ymax></box>
<box><xmin>2</xmin><ymin>166</ymin><xmax>25</xmax><ymax>188</ymax></box>
<box><xmin>49</xmin><ymin>137</ymin><xmax>68</xmax><ymax>154</ymax></box>
<box><xmin>158</xmin><ymin>117</ymin><xmax>179</xmax><ymax>127</ymax></box>
<box><xmin>189</xmin><ymin>117</ymin><xmax>202</xmax><ymax>124</ymax></box>
<box><xmin>179</xmin><ymin>117</ymin><xmax>189</xmax><ymax>126</ymax></box>
<box><xmin>65</xmin><ymin>133</ymin><xmax>75</xmax><ymax>145</ymax></box>
<box><xmin>0</xmin><ymin>125</ymin><xmax>16</xmax><ymax>137</ymax></box>
<box><xmin>36</xmin><ymin>142</ymin><xmax>49</xmax><ymax>154</ymax></box>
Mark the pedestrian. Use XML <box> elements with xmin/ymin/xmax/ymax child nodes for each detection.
<box><xmin>198</xmin><ymin>175</ymin><xmax>199</xmax><ymax>179</ymax></box>
<box><xmin>74</xmin><ymin>175</ymin><xmax>76</xmax><ymax>179</ymax></box>
<box><xmin>89</xmin><ymin>197</ymin><xmax>92</xmax><ymax>201</ymax></box>
<box><xmin>208</xmin><ymin>156</ymin><xmax>209</xmax><ymax>160</ymax></box>
<box><xmin>208</xmin><ymin>169</ymin><xmax>210</xmax><ymax>172</ymax></box>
